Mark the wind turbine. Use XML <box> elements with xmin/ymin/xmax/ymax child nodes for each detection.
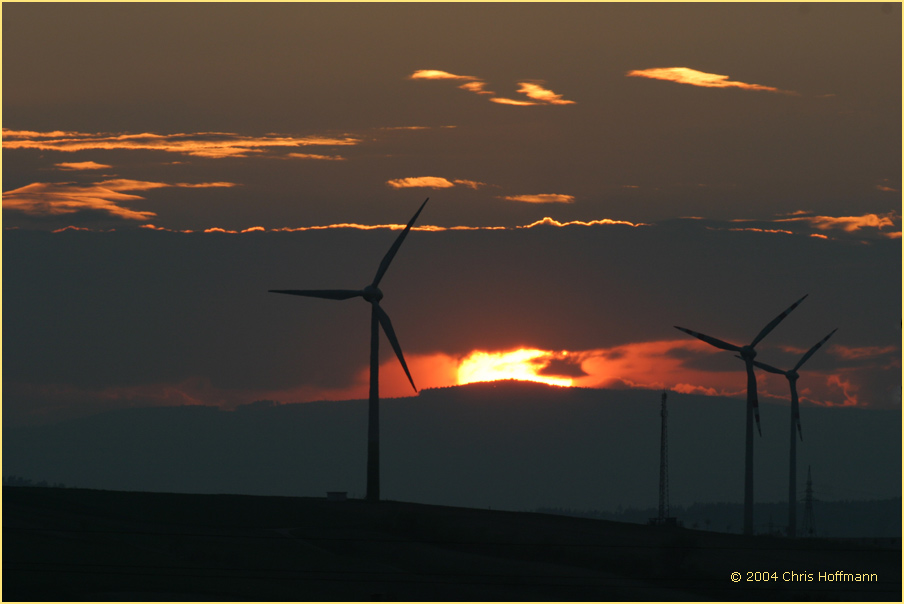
<box><xmin>270</xmin><ymin>198</ymin><xmax>428</xmax><ymax>502</ymax></box>
<box><xmin>674</xmin><ymin>294</ymin><xmax>808</xmax><ymax>535</ymax></box>
<box><xmin>747</xmin><ymin>328</ymin><xmax>837</xmax><ymax>538</ymax></box>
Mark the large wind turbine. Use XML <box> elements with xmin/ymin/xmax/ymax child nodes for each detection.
<box><xmin>674</xmin><ymin>294</ymin><xmax>808</xmax><ymax>535</ymax></box>
<box><xmin>270</xmin><ymin>198</ymin><xmax>428</xmax><ymax>502</ymax></box>
<box><xmin>748</xmin><ymin>328</ymin><xmax>837</xmax><ymax>538</ymax></box>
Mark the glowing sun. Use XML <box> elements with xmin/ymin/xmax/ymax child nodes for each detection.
<box><xmin>457</xmin><ymin>348</ymin><xmax>574</xmax><ymax>387</ymax></box>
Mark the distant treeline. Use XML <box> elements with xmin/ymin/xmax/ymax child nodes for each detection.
<box><xmin>536</xmin><ymin>498</ymin><xmax>902</xmax><ymax>539</ymax></box>
<box><xmin>3</xmin><ymin>476</ymin><xmax>67</xmax><ymax>488</ymax></box>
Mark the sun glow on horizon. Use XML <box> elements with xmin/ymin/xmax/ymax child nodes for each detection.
<box><xmin>457</xmin><ymin>349</ymin><xmax>575</xmax><ymax>387</ymax></box>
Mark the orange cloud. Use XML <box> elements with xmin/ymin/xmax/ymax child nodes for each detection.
<box><xmin>386</xmin><ymin>176</ymin><xmax>456</xmax><ymax>189</ymax></box>
<box><xmin>515</xmin><ymin>82</ymin><xmax>576</xmax><ymax>105</ymax></box>
<box><xmin>371</xmin><ymin>340</ymin><xmax>800</xmax><ymax>403</ymax></box>
<box><xmin>411</xmin><ymin>70</ymin><xmax>574</xmax><ymax>106</ymax></box>
<box><xmin>830</xmin><ymin>344</ymin><xmax>899</xmax><ymax>360</ymax></box>
<box><xmin>627</xmin><ymin>67</ymin><xmax>793</xmax><ymax>94</ymax></box>
<box><xmin>503</xmin><ymin>194</ymin><xmax>575</xmax><ymax>204</ymax></box>
<box><xmin>489</xmin><ymin>97</ymin><xmax>539</xmax><ymax>106</ymax></box>
<box><xmin>63</xmin><ymin>216</ymin><xmax>649</xmax><ymax>234</ymax></box>
<box><xmin>2</xmin><ymin>129</ymin><xmax>360</xmax><ymax>158</ymax></box>
<box><xmin>458</xmin><ymin>81</ymin><xmax>494</xmax><ymax>95</ymax></box>
<box><xmin>452</xmin><ymin>179</ymin><xmax>488</xmax><ymax>189</ymax></box>
<box><xmin>55</xmin><ymin>161</ymin><xmax>112</xmax><ymax>171</ymax></box>
<box><xmin>409</xmin><ymin>69</ymin><xmax>479</xmax><ymax>81</ymax></box>
<box><xmin>3</xmin><ymin>179</ymin><xmax>236</xmax><ymax>221</ymax></box>
<box><xmin>386</xmin><ymin>176</ymin><xmax>490</xmax><ymax>190</ymax></box>
<box><xmin>727</xmin><ymin>227</ymin><xmax>795</xmax><ymax>235</ymax></box>
<box><xmin>520</xmin><ymin>217</ymin><xmax>647</xmax><ymax>228</ymax></box>
<box><xmin>776</xmin><ymin>212</ymin><xmax>901</xmax><ymax>239</ymax></box>
<box><xmin>273</xmin><ymin>223</ymin><xmax>433</xmax><ymax>233</ymax></box>
<box><xmin>16</xmin><ymin>338</ymin><xmax>884</xmax><ymax>414</ymax></box>
<box><xmin>286</xmin><ymin>153</ymin><xmax>346</xmax><ymax>161</ymax></box>
<box><xmin>825</xmin><ymin>374</ymin><xmax>861</xmax><ymax>407</ymax></box>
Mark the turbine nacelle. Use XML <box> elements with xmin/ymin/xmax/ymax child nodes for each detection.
<box><xmin>362</xmin><ymin>285</ymin><xmax>383</xmax><ymax>303</ymax></box>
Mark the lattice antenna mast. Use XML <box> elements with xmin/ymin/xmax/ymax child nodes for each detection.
<box><xmin>658</xmin><ymin>391</ymin><xmax>670</xmax><ymax>523</ymax></box>
<box><xmin>802</xmin><ymin>465</ymin><xmax>816</xmax><ymax>537</ymax></box>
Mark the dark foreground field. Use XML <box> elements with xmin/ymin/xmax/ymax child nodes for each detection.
<box><xmin>3</xmin><ymin>487</ymin><xmax>900</xmax><ymax>601</ymax></box>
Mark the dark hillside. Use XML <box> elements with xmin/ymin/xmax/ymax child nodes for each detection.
<box><xmin>4</xmin><ymin>383</ymin><xmax>900</xmax><ymax>517</ymax></box>
<box><xmin>3</xmin><ymin>487</ymin><xmax>900</xmax><ymax>601</ymax></box>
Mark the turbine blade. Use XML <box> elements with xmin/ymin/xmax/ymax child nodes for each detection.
<box><xmin>748</xmin><ymin>358</ymin><xmax>787</xmax><ymax>376</ymax></box>
<box><xmin>373</xmin><ymin>304</ymin><xmax>417</xmax><ymax>392</ymax></box>
<box><xmin>674</xmin><ymin>326</ymin><xmax>740</xmax><ymax>352</ymax></box>
<box><xmin>792</xmin><ymin>328</ymin><xmax>838</xmax><ymax>372</ymax></box>
<box><xmin>269</xmin><ymin>289</ymin><xmax>363</xmax><ymax>300</ymax></box>
<box><xmin>371</xmin><ymin>198</ymin><xmax>429</xmax><ymax>288</ymax></box>
<box><xmin>750</xmin><ymin>294</ymin><xmax>808</xmax><ymax>348</ymax></box>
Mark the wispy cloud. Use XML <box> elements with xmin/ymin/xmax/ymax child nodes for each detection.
<box><xmin>59</xmin><ymin>216</ymin><xmax>648</xmax><ymax>234</ymax></box>
<box><xmin>409</xmin><ymin>70</ymin><xmax>479</xmax><ymax>81</ymax></box>
<box><xmin>510</xmin><ymin>82</ymin><xmax>576</xmax><ymax>105</ymax></box>
<box><xmin>489</xmin><ymin>97</ymin><xmax>538</xmax><ymax>107</ymax></box>
<box><xmin>875</xmin><ymin>179</ymin><xmax>898</xmax><ymax>192</ymax></box>
<box><xmin>386</xmin><ymin>176</ymin><xmax>456</xmax><ymax>189</ymax></box>
<box><xmin>520</xmin><ymin>217</ymin><xmax>647</xmax><ymax>228</ymax></box>
<box><xmin>55</xmin><ymin>161</ymin><xmax>112</xmax><ymax>171</ymax></box>
<box><xmin>502</xmin><ymin>194</ymin><xmax>575</xmax><ymax>204</ymax></box>
<box><xmin>286</xmin><ymin>153</ymin><xmax>346</xmax><ymax>161</ymax></box>
<box><xmin>627</xmin><ymin>67</ymin><xmax>795</xmax><ymax>94</ymax></box>
<box><xmin>724</xmin><ymin>227</ymin><xmax>795</xmax><ymax>235</ymax></box>
<box><xmin>830</xmin><ymin>344</ymin><xmax>899</xmax><ymax>361</ymax></box>
<box><xmin>452</xmin><ymin>179</ymin><xmax>487</xmax><ymax>189</ymax></box>
<box><xmin>410</xmin><ymin>69</ymin><xmax>575</xmax><ymax>106</ymax></box>
<box><xmin>2</xmin><ymin>129</ymin><xmax>360</xmax><ymax>158</ymax></box>
<box><xmin>458</xmin><ymin>81</ymin><xmax>494</xmax><ymax>95</ymax></box>
<box><xmin>386</xmin><ymin>176</ymin><xmax>490</xmax><ymax>190</ymax></box>
<box><xmin>702</xmin><ymin>212</ymin><xmax>901</xmax><ymax>240</ymax></box>
<box><xmin>774</xmin><ymin>211</ymin><xmax>900</xmax><ymax>238</ymax></box>
<box><xmin>3</xmin><ymin>179</ymin><xmax>236</xmax><ymax>221</ymax></box>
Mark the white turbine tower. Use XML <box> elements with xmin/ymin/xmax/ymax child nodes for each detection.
<box><xmin>674</xmin><ymin>294</ymin><xmax>808</xmax><ymax>535</ymax></box>
<box><xmin>270</xmin><ymin>198</ymin><xmax>428</xmax><ymax>502</ymax></box>
<box><xmin>748</xmin><ymin>328</ymin><xmax>837</xmax><ymax>538</ymax></box>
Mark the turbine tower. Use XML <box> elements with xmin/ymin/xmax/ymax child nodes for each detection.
<box><xmin>674</xmin><ymin>294</ymin><xmax>808</xmax><ymax>536</ymax></box>
<box><xmin>749</xmin><ymin>328</ymin><xmax>836</xmax><ymax>538</ymax></box>
<box><xmin>657</xmin><ymin>391</ymin><xmax>673</xmax><ymax>526</ymax></box>
<box><xmin>270</xmin><ymin>198</ymin><xmax>428</xmax><ymax>502</ymax></box>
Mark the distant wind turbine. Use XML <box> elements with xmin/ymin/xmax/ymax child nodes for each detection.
<box><xmin>270</xmin><ymin>198</ymin><xmax>429</xmax><ymax>502</ymax></box>
<box><xmin>746</xmin><ymin>328</ymin><xmax>837</xmax><ymax>538</ymax></box>
<box><xmin>674</xmin><ymin>294</ymin><xmax>808</xmax><ymax>536</ymax></box>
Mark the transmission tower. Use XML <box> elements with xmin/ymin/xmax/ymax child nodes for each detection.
<box><xmin>658</xmin><ymin>392</ymin><xmax>669</xmax><ymax>523</ymax></box>
<box><xmin>801</xmin><ymin>465</ymin><xmax>816</xmax><ymax>537</ymax></box>
<box><xmin>647</xmin><ymin>391</ymin><xmax>679</xmax><ymax>526</ymax></box>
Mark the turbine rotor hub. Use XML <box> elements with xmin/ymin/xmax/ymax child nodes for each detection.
<box><xmin>739</xmin><ymin>345</ymin><xmax>756</xmax><ymax>360</ymax></box>
<box><xmin>362</xmin><ymin>285</ymin><xmax>383</xmax><ymax>303</ymax></box>
<box><xmin>788</xmin><ymin>371</ymin><xmax>799</xmax><ymax>381</ymax></box>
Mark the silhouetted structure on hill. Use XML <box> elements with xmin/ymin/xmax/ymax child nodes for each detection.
<box><xmin>749</xmin><ymin>329</ymin><xmax>836</xmax><ymax>538</ymax></box>
<box><xmin>270</xmin><ymin>198</ymin><xmax>428</xmax><ymax>502</ymax></box>
<box><xmin>650</xmin><ymin>392</ymin><xmax>677</xmax><ymax>527</ymax></box>
<box><xmin>675</xmin><ymin>295</ymin><xmax>807</xmax><ymax>535</ymax></box>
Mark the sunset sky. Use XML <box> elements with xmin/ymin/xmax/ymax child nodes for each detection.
<box><xmin>3</xmin><ymin>3</ymin><xmax>901</xmax><ymax>426</ymax></box>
